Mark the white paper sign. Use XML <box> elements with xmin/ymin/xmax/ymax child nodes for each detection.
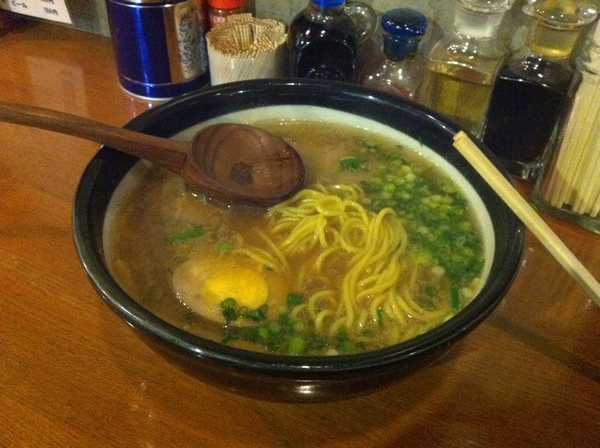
<box><xmin>0</xmin><ymin>0</ymin><xmax>72</xmax><ymax>25</ymax></box>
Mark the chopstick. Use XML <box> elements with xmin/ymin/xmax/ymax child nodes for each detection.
<box><xmin>453</xmin><ymin>131</ymin><xmax>600</xmax><ymax>306</ymax></box>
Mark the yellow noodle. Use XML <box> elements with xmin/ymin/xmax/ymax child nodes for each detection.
<box><xmin>313</xmin><ymin>245</ymin><xmax>341</xmax><ymax>273</ymax></box>
<box><xmin>339</xmin><ymin>217</ymin><xmax>368</xmax><ymax>253</ymax></box>
<box><xmin>388</xmin><ymin>291</ymin><xmax>409</xmax><ymax>325</ymax></box>
<box><xmin>231</xmin><ymin>247</ymin><xmax>279</xmax><ymax>271</ymax></box>
<box><xmin>295</xmin><ymin>264</ymin><xmax>309</xmax><ymax>291</ymax></box>
<box><xmin>254</xmin><ymin>229</ymin><xmax>289</xmax><ymax>271</ymax></box>
<box><xmin>232</xmin><ymin>184</ymin><xmax>459</xmax><ymax>344</ymax></box>
<box><xmin>399</xmin><ymin>271</ymin><xmax>451</xmax><ymax>321</ymax></box>
<box><xmin>357</xmin><ymin>309</ymin><xmax>369</xmax><ymax>329</ymax></box>
<box><xmin>278</xmin><ymin>217</ymin><xmax>317</xmax><ymax>251</ymax></box>
<box><xmin>386</xmin><ymin>293</ymin><xmax>407</xmax><ymax>322</ymax></box>
<box><xmin>308</xmin><ymin>289</ymin><xmax>335</xmax><ymax>317</ymax></box>
<box><xmin>290</xmin><ymin>303</ymin><xmax>308</xmax><ymax>319</ymax></box>
<box><xmin>314</xmin><ymin>309</ymin><xmax>335</xmax><ymax>332</ymax></box>
<box><xmin>389</xmin><ymin>289</ymin><xmax>416</xmax><ymax>319</ymax></box>
<box><xmin>329</xmin><ymin>316</ymin><xmax>348</xmax><ymax>338</ymax></box>
<box><xmin>355</xmin><ymin>262</ymin><xmax>401</xmax><ymax>303</ymax></box>
<box><xmin>314</xmin><ymin>214</ymin><xmax>329</xmax><ymax>247</ymax></box>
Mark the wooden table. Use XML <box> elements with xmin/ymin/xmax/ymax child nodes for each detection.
<box><xmin>1</xmin><ymin>22</ymin><xmax>599</xmax><ymax>447</ymax></box>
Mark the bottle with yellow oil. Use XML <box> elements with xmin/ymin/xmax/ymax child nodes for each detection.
<box><xmin>417</xmin><ymin>0</ymin><xmax>510</xmax><ymax>137</ymax></box>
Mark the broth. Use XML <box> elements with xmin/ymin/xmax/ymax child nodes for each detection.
<box><xmin>104</xmin><ymin>119</ymin><xmax>487</xmax><ymax>355</ymax></box>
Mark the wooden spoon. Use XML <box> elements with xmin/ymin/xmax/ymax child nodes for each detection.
<box><xmin>0</xmin><ymin>101</ymin><xmax>305</xmax><ymax>208</ymax></box>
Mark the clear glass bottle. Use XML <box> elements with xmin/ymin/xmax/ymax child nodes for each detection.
<box><xmin>287</xmin><ymin>0</ymin><xmax>376</xmax><ymax>82</ymax></box>
<box><xmin>359</xmin><ymin>8</ymin><xmax>428</xmax><ymax>99</ymax></box>
<box><xmin>482</xmin><ymin>0</ymin><xmax>597</xmax><ymax>181</ymax></box>
<box><xmin>533</xmin><ymin>20</ymin><xmax>600</xmax><ymax>234</ymax></box>
<box><xmin>417</xmin><ymin>0</ymin><xmax>510</xmax><ymax>137</ymax></box>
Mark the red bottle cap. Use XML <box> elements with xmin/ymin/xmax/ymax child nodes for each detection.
<box><xmin>208</xmin><ymin>0</ymin><xmax>244</xmax><ymax>9</ymax></box>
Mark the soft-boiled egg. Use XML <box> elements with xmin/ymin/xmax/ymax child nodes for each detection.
<box><xmin>172</xmin><ymin>254</ymin><xmax>288</xmax><ymax>323</ymax></box>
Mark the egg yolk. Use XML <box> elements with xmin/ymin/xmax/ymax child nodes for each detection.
<box><xmin>198</xmin><ymin>267</ymin><xmax>269</xmax><ymax>309</ymax></box>
<box><xmin>172</xmin><ymin>255</ymin><xmax>288</xmax><ymax>324</ymax></box>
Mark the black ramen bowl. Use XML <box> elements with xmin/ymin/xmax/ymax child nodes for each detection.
<box><xmin>73</xmin><ymin>79</ymin><xmax>524</xmax><ymax>402</ymax></box>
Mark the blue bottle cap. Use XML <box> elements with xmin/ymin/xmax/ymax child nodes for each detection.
<box><xmin>380</xmin><ymin>9</ymin><xmax>427</xmax><ymax>61</ymax></box>
<box><xmin>381</xmin><ymin>8</ymin><xmax>428</xmax><ymax>38</ymax></box>
<box><xmin>311</xmin><ymin>0</ymin><xmax>345</xmax><ymax>8</ymax></box>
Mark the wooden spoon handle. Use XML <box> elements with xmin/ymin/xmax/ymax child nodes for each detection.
<box><xmin>0</xmin><ymin>101</ymin><xmax>189</xmax><ymax>174</ymax></box>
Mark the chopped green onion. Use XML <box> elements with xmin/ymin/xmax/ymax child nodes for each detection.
<box><xmin>292</xmin><ymin>320</ymin><xmax>305</xmax><ymax>333</ymax></box>
<box><xmin>256</xmin><ymin>327</ymin><xmax>268</xmax><ymax>341</ymax></box>
<box><xmin>286</xmin><ymin>292</ymin><xmax>303</xmax><ymax>307</ymax></box>
<box><xmin>220</xmin><ymin>331</ymin><xmax>233</xmax><ymax>345</ymax></box>
<box><xmin>336</xmin><ymin>327</ymin><xmax>355</xmax><ymax>354</ymax></box>
<box><xmin>267</xmin><ymin>320</ymin><xmax>281</xmax><ymax>333</ymax></box>
<box><xmin>221</xmin><ymin>297</ymin><xmax>236</xmax><ymax>309</ymax></box>
<box><xmin>220</xmin><ymin>298</ymin><xmax>238</xmax><ymax>323</ymax></box>
<box><xmin>425</xmin><ymin>284</ymin><xmax>437</xmax><ymax>297</ymax></box>
<box><xmin>217</xmin><ymin>241</ymin><xmax>231</xmax><ymax>251</ymax></box>
<box><xmin>167</xmin><ymin>225</ymin><xmax>204</xmax><ymax>243</ymax></box>
<box><xmin>340</xmin><ymin>156</ymin><xmax>362</xmax><ymax>171</ymax></box>
<box><xmin>247</xmin><ymin>305</ymin><xmax>268</xmax><ymax>322</ymax></box>
<box><xmin>450</xmin><ymin>288</ymin><xmax>461</xmax><ymax>312</ymax></box>
<box><xmin>288</xmin><ymin>335</ymin><xmax>306</xmax><ymax>355</ymax></box>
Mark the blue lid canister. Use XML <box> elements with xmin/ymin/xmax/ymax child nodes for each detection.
<box><xmin>107</xmin><ymin>0</ymin><xmax>209</xmax><ymax>100</ymax></box>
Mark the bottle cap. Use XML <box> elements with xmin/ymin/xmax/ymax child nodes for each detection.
<box><xmin>523</xmin><ymin>0</ymin><xmax>597</xmax><ymax>27</ymax></box>
<box><xmin>455</xmin><ymin>0</ymin><xmax>509</xmax><ymax>38</ymax></box>
<box><xmin>457</xmin><ymin>0</ymin><xmax>510</xmax><ymax>13</ymax></box>
<box><xmin>380</xmin><ymin>9</ymin><xmax>427</xmax><ymax>61</ymax></box>
<box><xmin>381</xmin><ymin>8</ymin><xmax>428</xmax><ymax>38</ymax></box>
<box><xmin>311</xmin><ymin>0</ymin><xmax>345</xmax><ymax>8</ymax></box>
<box><xmin>525</xmin><ymin>1</ymin><xmax>597</xmax><ymax>58</ymax></box>
<box><xmin>208</xmin><ymin>0</ymin><xmax>245</xmax><ymax>9</ymax></box>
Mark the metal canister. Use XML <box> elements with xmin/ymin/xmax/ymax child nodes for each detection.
<box><xmin>107</xmin><ymin>0</ymin><xmax>209</xmax><ymax>100</ymax></box>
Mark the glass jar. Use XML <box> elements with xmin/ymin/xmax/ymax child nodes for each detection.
<box><xmin>417</xmin><ymin>0</ymin><xmax>509</xmax><ymax>137</ymax></box>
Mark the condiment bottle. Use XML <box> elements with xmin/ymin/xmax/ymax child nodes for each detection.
<box><xmin>359</xmin><ymin>8</ymin><xmax>428</xmax><ymax>99</ymax></box>
<box><xmin>532</xmin><ymin>20</ymin><xmax>600</xmax><ymax>234</ymax></box>
<box><xmin>287</xmin><ymin>0</ymin><xmax>376</xmax><ymax>82</ymax></box>
<box><xmin>482</xmin><ymin>0</ymin><xmax>597</xmax><ymax>181</ymax></box>
<box><xmin>207</xmin><ymin>0</ymin><xmax>245</xmax><ymax>30</ymax></box>
<box><xmin>417</xmin><ymin>0</ymin><xmax>509</xmax><ymax>137</ymax></box>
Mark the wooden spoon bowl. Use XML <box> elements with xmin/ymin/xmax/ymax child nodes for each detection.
<box><xmin>186</xmin><ymin>123</ymin><xmax>305</xmax><ymax>206</ymax></box>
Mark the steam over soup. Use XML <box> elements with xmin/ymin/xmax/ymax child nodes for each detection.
<box><xmin>104</xmin><ymin>119</ymin><xmax>487</xmax><ymax>355</ymax></box>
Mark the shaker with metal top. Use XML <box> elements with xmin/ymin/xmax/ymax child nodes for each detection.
<box><xmin>107</xmin><ymin>0</ymin><xmax>209</xmax><ymax>100</ymax></box>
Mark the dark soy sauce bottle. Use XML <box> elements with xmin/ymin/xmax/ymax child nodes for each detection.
<box><xmin>288</xmin><ymin>0</ymin><xmax>375</xmax><ymax>82</ymax></box>
<box><xmin>482</xmin><ymin>0</ymin><xmax>597</xmax><ymax>181</ymax></box>
<box><xmin>483</xmin><ymin>59</ymin><xmax>572</xmax><ymax>168</ymax></box>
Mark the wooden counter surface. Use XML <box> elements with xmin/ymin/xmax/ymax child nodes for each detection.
<box><xmin>1</xmin><ymin>22</ymin><xmax>599</xmax><ymax>447</ymax></box>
